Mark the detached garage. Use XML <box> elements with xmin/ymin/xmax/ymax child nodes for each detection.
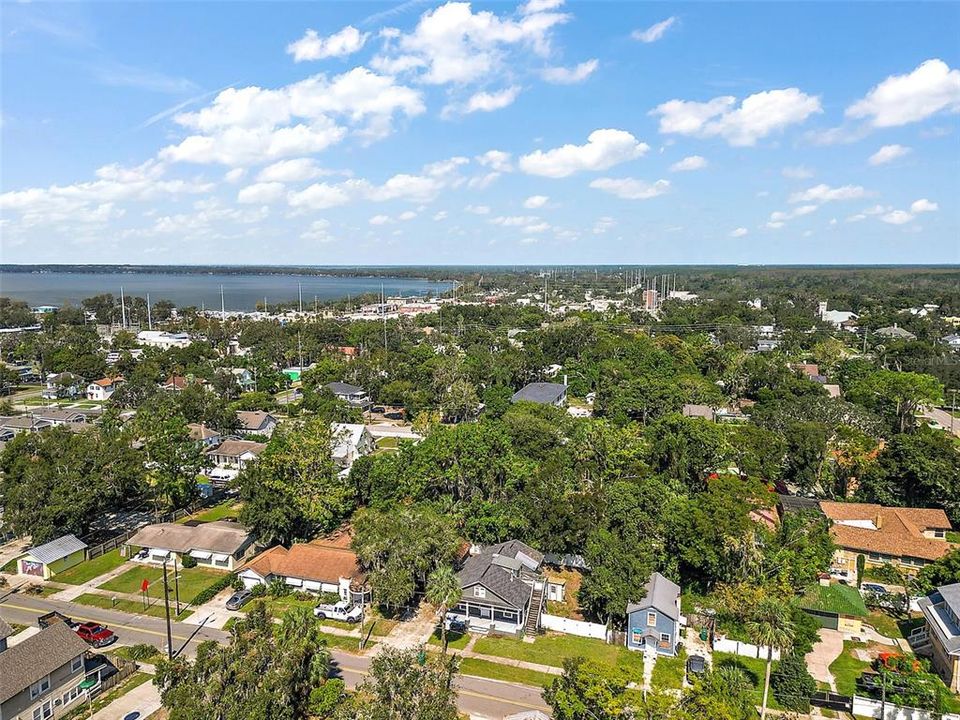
<box><xmin>19</xmin><ymin>534</ymin><xmax>87</xmax><ymax>580</ymax></box>
<box><xmin>797</xmin><ymin>582</ymin><xmax>868</xmax><ymax>634</ymax></box>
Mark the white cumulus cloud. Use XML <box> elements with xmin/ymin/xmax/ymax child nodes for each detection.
<box><xmin>541</xmin><ymin>59</ymin><xmax>598</xmax><ymax>84</ymax></box>
<box><xmin>669</xmin><ymin>155</ymin><xmax>707</xmax><ymax>172</ymax></box>
<box><xmin>258</xmin><ymin>158</ymin><xmax>327</xmax><ymax>183</ymax></box>
<box><xmin>287</xmin><ymin>26</ymin><xmax>368</xmax><ymax>62</ymax></box>
<box><xmin>651</xmin><ymin>88</ymin><xmax>821</xmax><ymax>146</ymax></box>
<box><xmin>868</xmin><ymin>144</ymin><xmax>911</xmax><ymax>166</ymax></box>
<box><xmin>788</xmin><ymin>184</ymin><xmax>868</xmax><ymax>204</ymax></box>
<box><xmin>880</xmin><ymin>210</ymin><xmax>914</xmax><ymax>225</ymax></box>
<box><xmin>523</xmin><ymin>195</ymin><xmax>549</xmax><ymax>209</ymax></box>
<box><xmin>237</xmin><ymin>181</ymin><xmax>286</xmax><ymax>204</ymax></box>
<box><xmin>519</xmin><ymin>129</ymin><xmax>648</xmax><ymax>178</ymax></box>
<box><xmin>911</xmin><ymin>198</ymin><xmax>938</xmax><ymax>213</ymax></box>
<box><xmin>589</xmin><ymin>177</ymin><xmax>670</xmax><ymax>200</ymax></box>
<box><xmin>846</xmin><ymin>59</ymin><xmax>960</xmax><ymax>128</ymax></box>
<box><xmin>729</xmin><ymin>227</ymin><xmax>748</xmax><ymax>238</ymax></box>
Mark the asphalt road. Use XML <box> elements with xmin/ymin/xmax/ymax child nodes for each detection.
<box><xmin>0</xmin><ymin>591</ymin><xmax>551</xmax><ymax>719</ymax></box>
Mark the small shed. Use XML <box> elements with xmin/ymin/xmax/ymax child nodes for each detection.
<box><xmin>19</xmin><ymin>534</ymin><xmax>87</xmax><ymax>579</ymax></box>
<box><xmin>796</xmin><ymin>583</ymin><xmax>868</xmax><ymax>633</ymax></box>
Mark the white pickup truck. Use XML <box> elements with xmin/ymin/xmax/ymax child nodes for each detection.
<box><xmin>314</xmin><ymin>601</ymin><xmax>363</xmax><ymax>623</ymax></box>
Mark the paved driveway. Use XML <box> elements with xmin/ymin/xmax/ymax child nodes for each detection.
<box><xmin>805</xmin><ymin>628</ymin><xmax>845</xmax><ymax>689</ymax></box>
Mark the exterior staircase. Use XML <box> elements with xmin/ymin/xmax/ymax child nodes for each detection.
<box><xmin>524</xmin><ymin>583</ymin><xmax>545</xmax><ymax>636</ymax></box>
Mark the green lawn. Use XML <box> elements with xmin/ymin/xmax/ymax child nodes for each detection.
<box><xmin>459</xmin><ymin>657</ymin><xmax>557</xmax><ymax>688</ymax></box>
<box><xmin>828</xmin><ymin>641</ymin><xmax>872</xmax><ymax>696</ymax></box>
<box><xmin>74</xmin><ymin>592</ymin><xmax>194</xmax><ymax>621</ymax></box>
<box><xmin>651</xmin><ymin>649</ymin><xmax>687</xmax><ymax>690</ymax></box>
<box><xmin>427</xmin><ymin>628</ymin><xmax>471</xmax><ymax>650</ymax></box>
<box><xmin>54</xmin><ymin>550</ymin><xmax>127</xmax><ymax>585</ymax></box>
<box><xmin>473</xmin><ymin>633</ymin><xmax>643</xmax><ymax>680</ymax></box>
<box><xmin>1</xmin><ymin>555</ymin><xmax>23</xmax><ymax>574</ymax></box>
<box><xmin>317</xmin><ymin>630</ymin><xmax>373</xmax><ymax>652</ymax></box>
<box><xmin>178</xmin><ymin>501</ymin><xmax>241</xmax><ymax>524</ymax></box>
<box><xmin>865</xmin><ymin>611</ymin><xmax>925</xmax><ymax>640</ymax></box>
<box><xmin>713</xmin><ymin>652</ymin><xmax>781</xmax><ymax>709</ymax></box>
<box><xmin>98</xmin><ymin>564</ymin><xmax>225</xmax><ymax>604</ymax></box>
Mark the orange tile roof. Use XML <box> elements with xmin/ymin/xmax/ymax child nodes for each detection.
<box><xmin>243</xmin><ymin>543</ymin><xmax>364</xmax><ymax>585</ymax></box>
<box><xmin>820</xmin><ymin>501</ymin><xmax>954</xmax><ymax>562</ymax></box>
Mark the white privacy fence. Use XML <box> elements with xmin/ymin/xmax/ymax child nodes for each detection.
<box><xmin>540</xmin><ymin>613</ymin><xmax>609</xmax><ymax>640</ymax></box>
<box><xmin>853</xmin><ymin>695</ymin><xmax>960</xmax><ymax>720</ymax></box>
<box><xmin>713</xmin><ymin>637</ymin><xmax>781</xmax><ymax>661</ymax></box>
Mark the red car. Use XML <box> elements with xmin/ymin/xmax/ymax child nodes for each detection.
<box><xmin>75</xmin><ymin>622</ymin><xmax>117</xmax><ymax>648</ymax></box>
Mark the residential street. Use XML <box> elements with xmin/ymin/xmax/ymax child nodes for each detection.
<box><xmin>0</xmin><ymin>591</ymin><xmax>551</xmax><ymax>718</ymax></box>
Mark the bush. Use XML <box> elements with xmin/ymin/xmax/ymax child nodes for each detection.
<box><xmin>249</xmin><ymin>583</ymin><xmax>266</xmax><ymax>598</ymax></box>
<box><xmin>180</xmin><ymin>554</ymin><xmax>197</xmax><ymax>569</ymax></box>
<box><xmin>267</xmin><ymin>577</ymin><xmax>290</xmax><ymax>597</ymax></box>
<box><xmin>771</xmin><ymin>651</ymin><xmax>817</xmax><ymax>711</ymax></box>
<box><xmin>127</xmin><ymin>643</ymin><xmax>159</xmax><ymax>661</ymax></box>
<box><xmin>318</xmin><ymin>591</ymin><xmax>341</xmax><ymax>605</ymax></box>
<box><xmin>309</xmin><ymin>679</ymin><xmax>345</xmax><ymax>717</ymax></box>
<box><xmin>192</xmin><ymin>573</ymin><xmax>238</xmax><ymax>606</ymax></box>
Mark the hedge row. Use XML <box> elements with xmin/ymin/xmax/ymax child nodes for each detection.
<box><xmin>192</xmin><ymin>573</ymin><xmax>241</xmax><ymax>607</ymax></box>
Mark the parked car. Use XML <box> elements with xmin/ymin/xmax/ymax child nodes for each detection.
<box><xmin>314</xmin><ymin>601</ymin><xmax>363</xmax><ymax>623</ymax></box>
<box><xmin>75</xmin><ymin>622</ymin><xmax>117</xmax><ymax>648</ymax></box>
<box><xmin>444</xmin><ymin>615</ymin><xmax>467</xmax><ymax>633</ymax></box>
<box><xmin>862</xmin><ymin>583</ymin><xmax>887</xmax><ymax>594</ymax></box>
<box><xmin>686</xmin><ymin>654</ymin><xmax>707</xmax><ymax>678</ymax></box>
<box><xmin>226</xmin><ymin>589</ymin><xmax>252</xmax><ymax>610</ymax></box>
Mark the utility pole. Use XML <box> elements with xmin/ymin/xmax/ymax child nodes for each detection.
<box><xmin>381</xmin><ymin>284</ymin><xmax>387</xmax><ymax>353</ymax></box>
<box><xmin>162</xmin><ymin>558</ymin><xmax>173</xmax><ymax>660</ymax></box>
<box><xmin>220</xmin><ymin>284</ymin><xmax>225</xmax><ymax>319</ymax></box>
<box><xmin>120</xmin><ymin>287</ymin><xmax>127</xmax><ymax>330</ymax></box>
<box><xmin>173</xmin><ymin>554</ymin><xmax>182</xmax><ymax>616</ymax></box>
<box><xmin>146</xmin><ymin>292</ymin><xmax>153</xmax><ymax>330</ymax></box>
<box><xmin>298</xmin><ymin>282</ymin><xmax>303</xmax><ymax>313</ymax></box>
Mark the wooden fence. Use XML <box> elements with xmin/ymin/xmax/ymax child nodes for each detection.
<box><xmin>82</xmin><ymin>490</ymin><xmax>229</xmax><ymax>560</ymax></box>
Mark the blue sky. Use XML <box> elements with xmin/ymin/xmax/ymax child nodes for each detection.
<box><xmin>1</xmin><ymin>1</ymin><xmax>958</xmax><ymax>265</ymax></box>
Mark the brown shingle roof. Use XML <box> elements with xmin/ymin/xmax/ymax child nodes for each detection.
<box><xmin>820</xmin><ymin>501</ymin><xmax>955</xmax><ymax>562</ymax></box>
<box><xmin>206</xmin><ymin>439</ymin><xmax>266</xmax><ymax>459</ymax></box>
<box><xmin>236</xmin><ymin>411</ymin><xmax>275</xmax><ymax>431</ymax></box>
<box><xmin>242</xmin><ymin>543</ymin><xmax>364</xmax><ymax>585</ymax></box>
<box><xmin>0</xmin><ymin>622</ymin><xmax>89</xmax><ymax>704</ymax></box>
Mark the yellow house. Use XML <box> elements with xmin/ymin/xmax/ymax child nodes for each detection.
<box><xmin>820</xmin><ymin>502</ymin><xmax>955</xmax><ymax>580</ymax></box>
<box><xmin>19</xmin><ymin>534</ymin><xmax>87</xmax><ymax>580</ymax></box>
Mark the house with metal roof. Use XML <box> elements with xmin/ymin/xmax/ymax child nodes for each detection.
<box><xmin>18</xmin><ymin>534</ymin><xmax>88</xmax><ymax>580</ymax></box>
<box><xmin>0</xmin><ymin>622</ymin><xmax>96</xmax><ymax>720</ymax></box>
<box><xmin>511</xmin><ymin>382</ymin><xmax>568</xmax><ymax>407</ymax></box>
<box><xmin>125</xmin><ymin>520</ymin><xmax>255</xmax><ymax>571</ymax></box>
<box><xmin>450</xmin><ymin>540</ymin><xmax>546</xmax><ymax>637</ymax></box>
<box><xmin>625</xmin><ymin>572</ymin><xmax>682</xmax><ymax>656</ymax></box>
<box><xmin>918</xmin><ymin>583</ymin><xmax>960</xmax><ymax>692</ymax></box>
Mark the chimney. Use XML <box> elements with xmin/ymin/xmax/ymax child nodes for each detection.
<box><xmin>563</xmin><ymin>374</ymin><xmax>568</xmax><ymax>387</ymax></box>
<box><xmin>875</xmin><ymin>512</ymin><xmax>883</xmax><ymax>530</ymax></box>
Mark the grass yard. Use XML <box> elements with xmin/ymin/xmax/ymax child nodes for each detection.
<box><xmin>53</xmin><ymin>549</ymin><xmax>127</xmax><ymax>585</ymax></box>
<box><xmin>318</xmin><ymin>630</ymin><xmax>373</xmax><ymax>652</ymax></box>
<box><xmin>74</xmin><ymin>592</ymin><xmax>194</xmax><ymax>621</ymax></box>
<box><xmin>473</xmin><ymin>633</ymin><xmax>644</xmax><ymax>680</ymax></box>
<box><xmin>650</xmin><ymin>649</ymin><xmax>687</xmax><ymax>690</ymax></box>
<box><xmin>98</xmin><ymin>564</ymin><xmax>225</xmax><ymax>604</ymax></box>
<box><xmin>865</xmin><ymin>610</ymin><xmax>923</xmax><ymax>640</ymax></box>
<box><xmin>713</xmin><ymin>652</ymin><xmax>781</xmax><ymax>709</ymax></box>
<box><xmin>459</xmin><ymin>657</ymin><xmax>557</xmax><ymax>688</ymax></box>
<box><xmin>1</xmin><ymin>554</ymin><xmax>23</xmax><ymax>574</ymax></box>
<box><xmin>828</xmin><ymin>641</ymin><xmax>872</xmax><ymax>696</ymax></box>
<box><xmin>179</xmin><ymin>501</ymin><xmax>241</xmax><ymax>524</ymax></box>
<box><xmin>428</xmin><ymin>628</ymin><xmax>472</xmax><ymax>650</ymax></box>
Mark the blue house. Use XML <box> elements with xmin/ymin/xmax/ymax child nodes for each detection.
<box><xmin>625</xmin><ymin>572</ymin><xmax>681</xmax><ymax>656</ymax></box>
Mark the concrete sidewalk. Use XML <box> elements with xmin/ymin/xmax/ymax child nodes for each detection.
<box><xmin>88</xmin><ymin>679</ymin><xmax>161</xmax><ymax>720</ymax></box>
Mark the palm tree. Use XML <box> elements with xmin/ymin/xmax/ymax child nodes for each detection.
<box><xmin>745</xmin><ymin>598</ymin><xmax>795</xmax><ymax>720</ymax></box>
<box><xmin>426</xmin><ymin>566</ymin><xmax>462</xmax><ymax>653</ymax></box>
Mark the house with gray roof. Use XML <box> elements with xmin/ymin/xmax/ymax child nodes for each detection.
<box><xmin>918</xmin><ymin>583</ymin><xmax>960</xmax><ymax>691</ymax></box>
<box><xmin>125</xmin><ymin>520</ymin><xmax>255</xmax><ymax>571</ymax></box>
<box><xmin>324</xmin><ymin>382</ymin><xmax>371</xmax><ymax>409</ymax></box>
<box><xmin>0</xmin><ymin>621</ymin><xmax>94</xmax><ymax>720</ymax></box>
<box><xmin>235</xmin><ymin>410</ymin><xmax>278</xmax><ymax>437</ymax></box>
<box><xmin>875</xmin><ymin>324</ymin><xmax>917</xmax><ymax>341</ymax></box>
<box><xmin>0</xmin><ymin>618</ymin><xmax>12</xmax><ymax>653</ymax></box>
<box><xmin>511</xmin><ymin>382</ymin><xmax>568</xmax><ymax>407</ymax></box>
<box><xmin>18</xmin><ymin>534</ymin><xmax>88</xmax><ymax>580</ymax></box>
<box><xmin>625</xmin><ymin>572</ymin><xmax>682</xmax><ymax>656</ymax></box>
<box><xmin>450</xmin><ymin>540</ymin><xmax>546</xmax><ymax>637</ymax></box>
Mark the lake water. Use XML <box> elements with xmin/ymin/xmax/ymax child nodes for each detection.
<box><xmin>0</xmin><ymin>270</ymin><xmax>453</xmax><ymax>310</ymax></box>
